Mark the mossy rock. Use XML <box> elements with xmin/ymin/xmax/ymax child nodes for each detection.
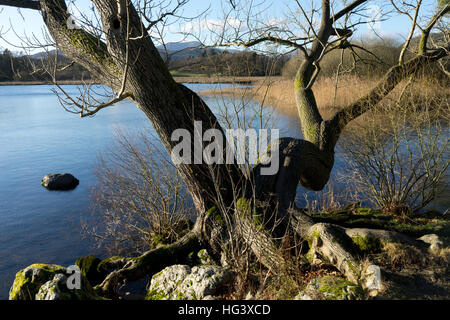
<box><xmin>145</xmin><ymin>265</ymin><xmax>191</xmax><ymax>300</ymax></box>
<box><xmin>352</xmin><ymin>236</ymin><xmax>382</xmax><ymax>255</ymax></box>
<box><xmin>296</xmin><ymin>276</ymin><xmax>366</xmax><ymax>300</ymax></box>
<box><xmin>9</xmin><ymin>264</ymin><xmax>66</xmax><ymax>300</ymax></box>
<box><xmin>145</xmin><ymin>264</ymin><xmax>232</xmax><ymax>300</ymax></box>
<box><xmin>75</xmin><ymin>255</ymin><xmax>107</xmax><ymax>286</ymax></box>
<box><xmin>9</xmin><ymin>263</ymin><xmax>101</xmax><ymax>300</ymax></box>
<box><xmin>35</xmin><ymin>273</ymin><xmax>101</xmax><ymax>300</ymax></box>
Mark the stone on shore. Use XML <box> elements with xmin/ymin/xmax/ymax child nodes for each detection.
<box><xmin>146</xmin><ymin>264</ymin><xmax>232</xmax><ymax>300</ymax></box>
<box><xmin>9</xmin><ymin>263</ymin><xmax>101</xmax><ymax>300</ymax></box>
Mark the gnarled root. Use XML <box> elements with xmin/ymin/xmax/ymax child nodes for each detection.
<box><xmin>95</xmin><ymin>231</ymin><xmax>200</xmax><ymax>298</ymax></box>
<box><xmin>306</xmin><ymin>223</ymin><xmax>362</xmax><ymax>283</ymax></box>
<box><xmin>290</xmin><ymin>209</ymin><xmax>420</xmax><ymax>289</ymax></box>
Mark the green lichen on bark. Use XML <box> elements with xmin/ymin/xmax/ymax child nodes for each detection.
<box><xmin>66</xmin><ymin>28</ymin><xmax>118</xmax><ymax>74</ymax></box>
<box><xmin>346</xmin><ymin>260</ymin><xmax>361</xmax><ymax>279</ymax></box>
<box><xmin>95</xmin><ymin>256</ymin><xmax>127</xmax><ymax>275</ymax></box>
<box><xmin>294</xmin><ymin>77</ymin><xmax>321</xmax><ymax>144</ymax></box>
<box><xmin>207</xmin><ymin>206</ymin><xmax>224</xmax><ymax>225</ymax></box>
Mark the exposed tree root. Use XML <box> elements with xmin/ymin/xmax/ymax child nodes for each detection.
<box><xmin>344</xmin><ymin>228</ymin><xmax>419</xmax><ymax>246</ymax></box>
<box><xmin>94</xmin><ymin>204</ymin><xmax>429</xmax><ymax>299</ymax></box>
<box><xmin>290</xmin><ymin>208</ymin><xmax>422</xmax><ymax>288</ymax></box>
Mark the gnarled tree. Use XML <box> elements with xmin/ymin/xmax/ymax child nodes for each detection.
<box><xmin>1</xmin><ymin>0</ymin><xmax>448</xmax><ymax>298</ymax></box>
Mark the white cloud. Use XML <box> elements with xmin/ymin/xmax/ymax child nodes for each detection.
<box><xmin>180</xmin><ymin>17</ymin><xmax>242</xmax><ymax>34</ymax></box>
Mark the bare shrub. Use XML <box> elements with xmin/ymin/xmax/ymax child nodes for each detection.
<box><xmin>200</xmin><ymin>87</ymin><xmax>308</xmax><ymax>298</ymax></box>
<box><xmin>299</xmin><ymin>182</ymin><xmax>359</xmax><ymax>214</ymax></box>
<box><xmin>282</xmin><ymin>38</ymin><xmax>402</xmax><ymax>79</ymax></box>
<box><xmin>84</xmin><ymin>128</ymin><xmax>195</xmax><ymax>255</ymax></box>
<box><xmin>340</xmin><ymin>93</ymin><xmax>449</xmax><ymax>215</ymax></box>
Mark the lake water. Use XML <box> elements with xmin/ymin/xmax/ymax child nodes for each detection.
<box><xmin>0</xmin><ymin>83</ymin><xmax>447</xmax><ymax>299</ymax></box>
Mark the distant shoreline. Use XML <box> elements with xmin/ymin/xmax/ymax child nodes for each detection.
<box><xmin>0</xmin><ymin>80</ymin><xmax>99</xmax><ymax>86</ymax></box>
<box><xmin>174</xmin><ymin>76</ymin><xmax>269</xmax><ymax>84</ymax></box>
<box><xmin>0</xmin><ymin>76</ymin><xmax>274</xmax><ymax>86</ymax></box>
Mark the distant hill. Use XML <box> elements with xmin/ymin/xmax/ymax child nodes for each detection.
<box><xmin>28</xmin><ymin>50</ymin><xmax>59</xmax><ymax>59</ymax></box>
<box><xmin>27</xmin><ymin>42</ymin><xmax>209</xmax><ymax>61</ymax></box>
<box><xmin>26</xmin><ymin>41</ymin><xmax>236</xmax><ymax>61</ymax></box>
<box><xmin>156</xmin><ymin>41</ymin><xmax>232</xmax><ymax>61</ymax></box>
<box><xmin>157</xmin><ymin>41</ymin><xmax>201</xmax><ymax>53</ymax></box>
<box><xmin>156</xmin><ymin>41</ymin><xmax>207</xmax><ymax>60</ymax></box>
<box><xmin>0</xmin><ymin>41</ymin><xmax>284</xmax><ymax>81</ymax></box>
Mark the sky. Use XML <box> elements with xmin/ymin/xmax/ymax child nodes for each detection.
<box><xmin>0</xmin><ymin>0</ymin><xmax>441</xmax><ymax>54</ymax></box>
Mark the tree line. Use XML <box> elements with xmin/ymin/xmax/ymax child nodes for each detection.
<box><xmin>2</xmin><ymin>37</ymin><xmax>446</xmax><ymax>82</ymax></box>
<box><xmin>0</xmin><ymin>49</ymin><xmax>91</xmax><ymax>81</ymax></box>
<box><xmin>0</xmin><ymin>47</ymin><xmax>285</xmax><ymax>82</ymax></box>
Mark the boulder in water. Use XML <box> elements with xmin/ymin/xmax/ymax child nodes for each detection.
<box><xmin>41</xmin><ymin>173</ymin><xmax>79</xmax><ymax>190</ymax></box>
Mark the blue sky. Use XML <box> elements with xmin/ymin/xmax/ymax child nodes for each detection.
<box><xmin>0</xmin><ymin>0</ymin><xmax>441</xmax><ymax>54</ymax></box>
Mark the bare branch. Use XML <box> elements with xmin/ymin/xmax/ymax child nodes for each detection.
<box><xmin>219</xmin><ymin>34</ymin><xmax>309</xmax><ymax>55</ymax></box>
<box><xmin>331</xmin><ymin>45</ymin><xmax>450</xmax><ymax>131</ymax></box>
<box><xmin>0</xmin><ymin>0</ymin><xmax>40</xmax><ymax>10</ymax></box>
<box><xmin>398</xmin><ymin>0</ymin><xmax>422</xmax><ymax>65</ymax></box>
<box><xmin>52</xmin><ymin>81</ymin><xmax>133</xmax><ymax>118</ymax></box>
<box><xmin>419</xmin><ymin>3</ymin><xmax>450</xmax><ymax>54</ymax></box>
<box><xmin>331</xmin><ymin>0</ymin><xmax>368</xmax><ymax>22</ymax></box>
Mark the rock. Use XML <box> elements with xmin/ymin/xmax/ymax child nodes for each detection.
<box><xmin>197</xmin><ymin>249</ymin><xmax>215</xmax><ymax>265</ymax></box>
<box><xmin>361</xmin><ymin>264</ymin><xmax>382</xmax><ymax>297</ymax></box>
<box><xmin>41</xmin><ymin>173</ymin><xmax>79</xmax><ymax>190</ymax></box>
<box><xmin>9</xmin><ymin>263</ymin><xmax>101</xmax><ymax>300</ymax></box>
<box><xmin>9</xmin><ymin>264</ymin><xmax>65</xmax><ymax>300</ymax></box>
<box><xmin>146</xmin><ymin>264</ymin><xmax>232</xmax><ymax>300</ymax></box>
<box><xmin>418</xmin><ymin>234</ymin><xmax>443</xmax><ymax>253</ymax></box>
<box><xmin>295</xmin><ymin>276</ymin><xmax>366</xmax><ymax>300</ymax></box>
<box><xmin>35</xmin><ymin>273</ymin><xmax>99</xmax><ymax>300</ymax></box>
<box><xmin>294</xmin><ymin>293</ymin><xmax>312</xmax><ymax>300</ymax></box>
